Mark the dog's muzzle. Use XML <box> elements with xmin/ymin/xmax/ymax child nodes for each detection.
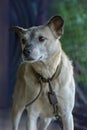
<box><xmin>23</xmin><ymin>47</ymin><xmax>31</xmax><ymax>58</ymax></box>
<box><xmin>23</xmin><ymin>44</ymin><xmax>34</xmax><ymax>60</ymax></box>
<box><xmin>22</xmin><ymin>45</ymin><xmax>42</xmax><ymax>62</ymax></box>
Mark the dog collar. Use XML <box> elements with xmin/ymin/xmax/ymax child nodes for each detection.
<box><xmin>33</xmin><ymin>57</ymin><xmax>62</xmax><ymax>83</ymax></box>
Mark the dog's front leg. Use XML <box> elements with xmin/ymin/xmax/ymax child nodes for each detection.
<box><xmin>26</xmin><ymin>108</ymin><xmax>39</xmax><ymax>130</ymax></box>
<box><xmin>43</xmin><ymin>118</ymin><xmax>52</xmax><ymax>130</ymax></box>
<box><xmin>61</xmin><ymin>112</ymin><xmax>74</xmax><ymax>130</ymax></box>
<box><xmin>38</xmin><ymin>118</ymin><xmax>51</xmax><ymax>130</ymax></box>
<box><xmin>12</xmin><ymin>107</ymin><xmax>24</xmax><ymax>130</ymax></box>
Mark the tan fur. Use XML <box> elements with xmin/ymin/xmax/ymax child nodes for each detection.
<box><xmin>11</xmin><ymin>16</ymin><xmax>75</xmax><ymax>130</ymax></box>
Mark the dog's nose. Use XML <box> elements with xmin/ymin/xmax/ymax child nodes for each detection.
<box><xmin>23</xmin><ymin>48</ymin><xmax>31</xmax><ymax>57</ymax></box>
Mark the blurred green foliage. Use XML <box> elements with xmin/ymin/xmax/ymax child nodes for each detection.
<box><xmin>49</xmin><ymin>0</ymin><xmax>87</xmax><ymax>87</ymax></box>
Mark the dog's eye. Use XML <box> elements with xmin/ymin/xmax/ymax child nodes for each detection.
<box><xmin>38</xmin><ymin>36</ymin><xmax>45</xmax><ymax>42</ymax></box>
<box><xmin>21</xmin><ymin>38</ymin><xmax>26</xmax><ymax>45</ymax></box>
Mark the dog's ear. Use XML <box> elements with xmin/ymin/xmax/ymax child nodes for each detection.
<box><xmin>47</xmin><ymin>16</ymin><xmax>64</xmax><ymax>39</ymax></box>
<box><xmin>9</xmin><ymin>26</ymin><xmax>27</xmax><ymax>37</ymax></box>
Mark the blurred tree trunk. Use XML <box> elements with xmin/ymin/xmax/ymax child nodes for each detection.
<box><xmin>0</xmin><ymin>0</ymin><xmax>9</xmax><ymax>108</ymax></box>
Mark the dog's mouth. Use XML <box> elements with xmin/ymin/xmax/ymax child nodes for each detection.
<box><xmin>23</xmin><ymin>55</ymin><xmax>43</xmax><ymax>63</ymax></box>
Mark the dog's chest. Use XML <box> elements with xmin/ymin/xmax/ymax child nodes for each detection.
<box><xmin>35</xmin><ymin>81</ymin><xmax>60</xmax><ymax>117</ymax></box>
<box><xmin>25</xmin><ymin>72</ymin><xmax>60</xmax><ymax>117</ymax></box>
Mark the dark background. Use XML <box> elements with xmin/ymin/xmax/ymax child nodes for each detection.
<box><xmin>0</xmin><ymin>0</ymin><xmax>87</xmax><ymax>130</ymax></box>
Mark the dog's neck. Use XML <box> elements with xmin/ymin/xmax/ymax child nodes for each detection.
<box><xmin>32</xmin><ymin>47</ymin><xmax>62</xmax><ymax>79</ymax></box>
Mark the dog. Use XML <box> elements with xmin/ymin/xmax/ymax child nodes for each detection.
<box><xmin>10</xmin><ymin>15</ymin><xmax>75</xmax><ymax>130</ymax></box>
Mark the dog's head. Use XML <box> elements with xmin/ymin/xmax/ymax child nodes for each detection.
<box><xmin>10</xmin><ymin>16</ymin><xmax>64</xmax><ymax>63</ymax></box>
